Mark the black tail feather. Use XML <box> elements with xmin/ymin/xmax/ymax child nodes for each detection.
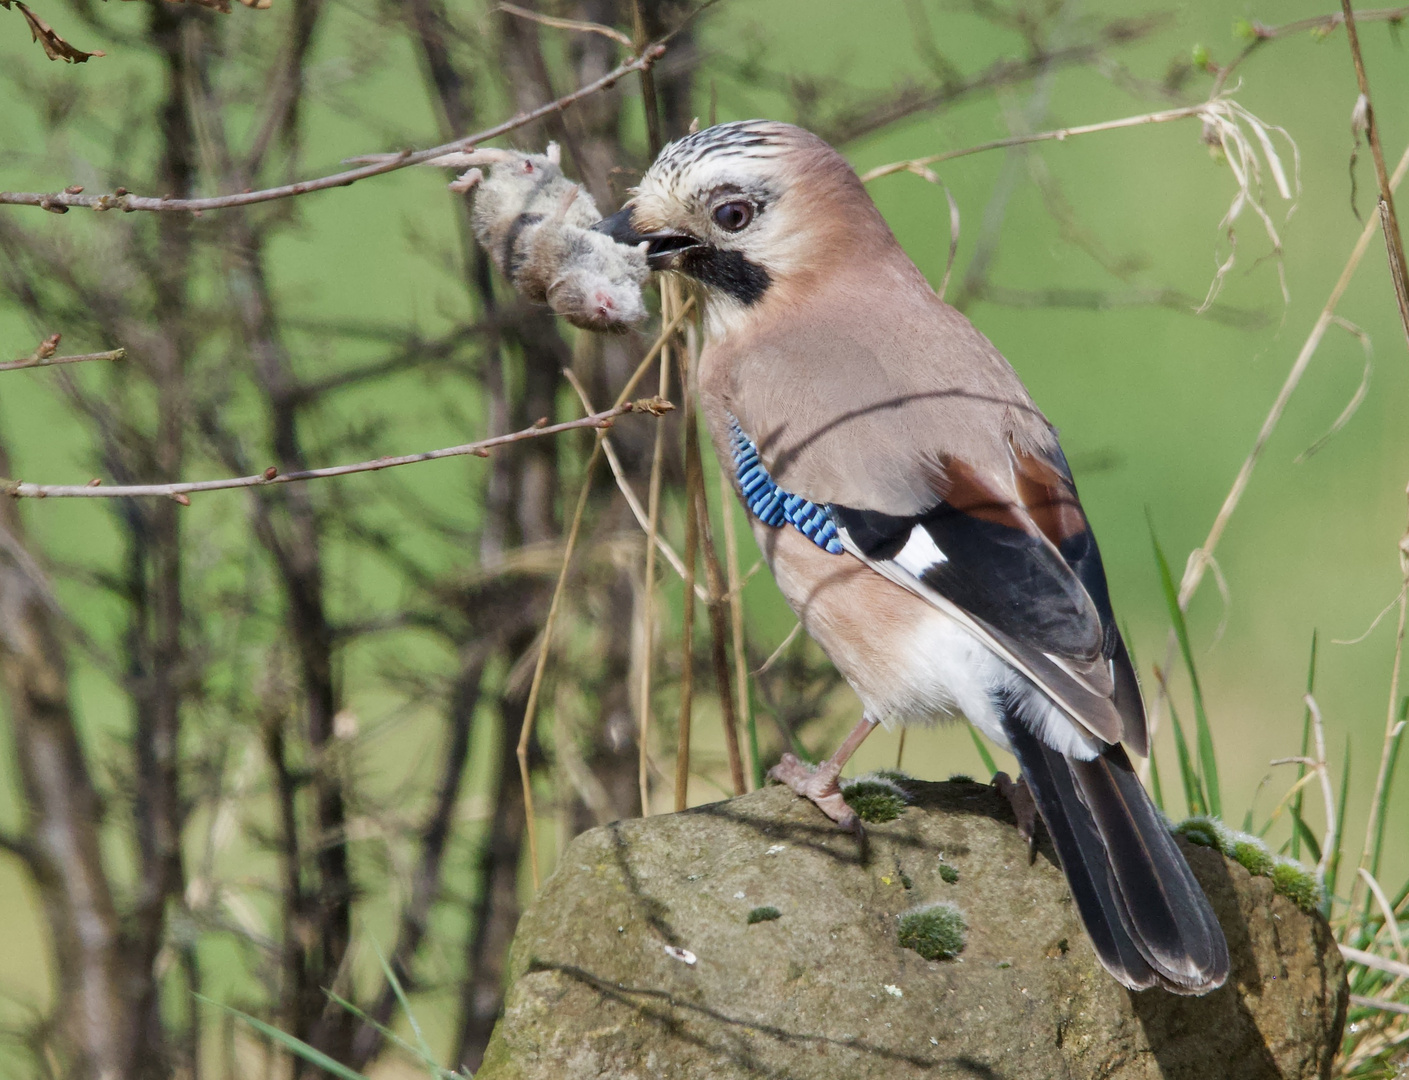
<box><xmin>999</xmin><ymin>690</ymin><xmax>1229</xmax><ymax>994</ymax></box>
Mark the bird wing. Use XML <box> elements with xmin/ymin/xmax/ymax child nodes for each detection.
<box><xmin>829</xmin><ymin>440</ymin><xmax>1148</xmax><ymax>754</ymax></box>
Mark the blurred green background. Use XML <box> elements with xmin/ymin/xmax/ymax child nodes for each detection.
<box><xmin>1</xmin><ymin>0</ymin><xmax>1407</xmax><ymax>1070</ymax></box>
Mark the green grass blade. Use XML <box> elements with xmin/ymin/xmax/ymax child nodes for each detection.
<box><xmin>1289</xmin><ymin>807</ymin><xmax>1323</xmax><ymax>865</ymax></box>
<box><xmin>325</xmin><ymin>992</ymin><xmax>458</xmax><ymax>1080</ymax></box>
<box><xmin>1148</xmin><ymin>524</ymin><xmax>1221</xmax><ymax>818</ymax></box>
<box><xmin>1166</xmin><ymin>694</ymin><xmax>1204</xmax><ymax>818</ymax></box>
<box><xmin>194</xmin><ymin>995</ymin><xmax>370</xmax><ymax>1080</ymax></box>
<box><xmin>367</xmin><ymin>932</ymin><xmax>436</xmax><ymax>1068</ymax></box>
<box><xmin>1368</xmin><ymin>696</ymin><xmax>1406</xmax><ymax>880</ymax></box>
<box><xmin>968</xmin><ymin>726</ymin><xmax>999</xmax><ymax>777</ymax></box>
<box><xmin>1148</xmin><ymin>748</ymin><xmax>1165</xmax><ymax>813</ymax></box>
<box><xmin>1148</xmin><ymin>526</ymin><xmax>1206</xmax><ymax>817</ymax></box>
<box><xmin>1327</xmin><ymin>737</ymin><xmax>1352</xmax><ymax>919</ymax></box>
<box><xmin>1291</xmin><ymin>632</ymin><xmax>1318</xmax><ymax>859</ymax></box>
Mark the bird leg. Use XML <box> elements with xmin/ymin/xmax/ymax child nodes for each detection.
<box><xmin>768</xmin><ymin>716</ymin><xmax>879</xmax><ymax>830</ymax></box>
<box><xmin>993</xmin><ymin>771</ymin><xmax>1039</xmax><ymax>858</ymax></box>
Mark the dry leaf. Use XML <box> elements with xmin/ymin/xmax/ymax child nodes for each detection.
<box><xmin>4</xmin><ymin>0</ymin><xmax>106</xmax><ymax>62</ymax></box>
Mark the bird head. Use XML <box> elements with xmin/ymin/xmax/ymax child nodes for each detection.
<box><xmin>595</xmin><ymin>120</ymin><xmax>893</xmax><ymax>332</ymax></box>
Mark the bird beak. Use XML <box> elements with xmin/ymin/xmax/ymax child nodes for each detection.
<box><xmin>593</xmin><ymin>206</ymin><xmax>701</xmax><ymax>270</ymax></box>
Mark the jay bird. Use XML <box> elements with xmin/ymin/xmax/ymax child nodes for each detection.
<box><xmin>596</xmin><ymin>120</ymin><xmax>1229</xmax><ymax>995</ymax></box>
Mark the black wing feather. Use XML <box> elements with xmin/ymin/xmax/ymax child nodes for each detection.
<box><xmin>836</xmin><ymin>503</ymin><xmax>1101</xmax><ymax>659</ymax></box>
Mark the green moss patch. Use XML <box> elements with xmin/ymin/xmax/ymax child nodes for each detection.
<box><xmin>898</xmin><ymin>902</ymin><xmax>967</xmax><ymax>961</ymax></box>
<box><xmin>747</xmin><ymin>906</ymin><xmax>782</xmax><ymax>925</ymax></box>
<box><xmin>1172</xmin><ymin>815</ymin><xmax>1322</xmax><ymax>913</ymax></box>
<box><xmin>1270</xmin><ymin>859</ymin><xmax>1321</xmax><ymax>913</ymax></box>
<box><xmin>871</xmin><ymin>769</ymin><xmax>914</xmax><ymax>787</ymax></box>
<box><xmin>946</xmin><ymin>773</ymin><xmax>975</xmax><ymax>784</ymax></box>
<box><xmin>842</xmin><ymin>776</ymin><xmax>911</xmax><ymax>824</ymax></box>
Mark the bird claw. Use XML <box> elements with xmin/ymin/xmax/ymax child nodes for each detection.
<box><xmin>993</xmin><ymin>771</ymin><xmax>1038</xmax><ymax>859</ymax></box>
<box><xmin>768</xmin><ymin>753</ymin><xmax>859</xmax><ymax>832</ymax></box>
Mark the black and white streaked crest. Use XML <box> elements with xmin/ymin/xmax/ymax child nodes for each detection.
<box><xmin>646</xmin><ymin>120</ymin><xmax>797</xmax><ymax>190</ymax></box>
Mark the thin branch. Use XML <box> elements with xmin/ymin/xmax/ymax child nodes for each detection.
<box><xmin>561</xmin><ymin>369</ymin><xmax>705</xmax><ymax>602</ymax></box>
<box><xmin>1213</xmin><ymin>6</ymin><xmax>1409</xmax><ymax>97</ymax></box>
<box><xmin>0</xmin><ymin>346</ymin><xmax>126</xmax><ymax>373</ymax></box>
<box><xmin>0</xmin><ymin>44</ymin><xmax>666</xmax><ymax>215</ymax></box>
<box><xmin>0</xmin><ymin>400</ymin><xmax>670</xmax><ymax>501</ymax></box>
<box><xmin>1340</xmin><ymin>0</ymin><xmax>1409</xmax><ymax>351</ymax></box>
<box><xmin>0</xmin><ymin>831</ymin><xmax>34</xmax><ymax>865</ymax></box>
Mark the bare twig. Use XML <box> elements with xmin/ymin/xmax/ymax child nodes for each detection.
<box><xmin>1212</xmin><ymin>6</ymin><xmax>1409</xmax><ymax>98</ymax></box>
<box><xmin>0</xmin><ymin>45</ymin><xmax>666</xmax><ymax>214</ymax></box>
<box><xmin>562</xmin><ymin>371</ymin><xmax>705</xmax><ymax>602</ymax></box>
<box><xmin>0</xmin><ymin>347</ymin><xmax>126</xmax><ymax>373</ymax></box>
<box><xmin>1340</xmin><ymin>0</ymin><xmax>1409</xmax><ymax>351</ymax></box>
<box><xmin>0</xmin><ymin>401</ymin><xmax>669</xmax><ymax>502</ymax></box>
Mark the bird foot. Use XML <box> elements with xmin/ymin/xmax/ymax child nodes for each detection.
<box><xmin>993</xmin><ymin>771</ymin><xmax>1038</xmax><ymax>858</ymax></box>
<box><xmin>768</xmin><ymin>753</ymin><xmax>859</xmax><ymax>832</ymax></box>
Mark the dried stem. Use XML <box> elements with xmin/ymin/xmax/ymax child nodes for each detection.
<box><xmin>562</xmin><ymin>371</ymin><xmax>704</xmax><ymax>601</ymax></box>
<box><xmin>497</xmin><ymin>2</ymin><xmax>634</xmax><ymax>47</ymax></box>
<box><xmin>1339</xmin><ymin>0</ymin><xmax>1409</xmax><ymax>351</ymax></box>
<box><xmin>1302</xmin><ymin>695</ymin><xmax>1340</xmax><ymax>882</ymax></box>
<box><xmin>694</xmin><ymin>475</ymin><xmax>745</xmax><ymax>797</ymax></box>
<box><xmin>638</xmin><ymin>343</ymin><xmax>670</xmax><ymax>817</ymax></box>
<box><xmin>671</xmin><ymin>287</ymin><xmax>698</xmax><ymax>814</ymax></box>
<box><xmin>0</xmin><ymin>401</ymin><xmax>664</xmax><ymax>501</ymax></box>
<box><xmin>1347</xmin><ymin>489</ymin><xmax>1409</xmax><ymax>920</ymax></box>
<box><xmin>516</xmin><ymin>299</ymin><xmax>695</xmax><ymax>887</ymax></box>
<box><xmin>859</xmin><ymin>102</ymin><xmax>1220</xmax><ymax>183</ymax></box>
<box><xmin>718</xmin><ymin>464</ymin><xmax>755</xmax><ymax>790</ymax></box>
<box><xmin>1143</xmin><ymin>142</ymin><xmax>1409</xmax><ymax>778</ymax></box>
<box><xmin>0</xmin><ymin>45</ymin><xmax>666</xmax><ymax>215</ymax></box>
<box><xmin>1174</xmin><ymin>141</ymin><xmax>1409</xmax><ymax>612</ymax></box>
<box><xmin>0</xmin><ymin>347</ymin><xmax>126</xmax><ymax>373</ymax></box>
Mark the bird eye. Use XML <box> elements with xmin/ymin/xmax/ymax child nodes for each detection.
<box><xmin>713</xmin><ymin>200</ymin><xmax>754</xmax><ymax>232</ymax></box>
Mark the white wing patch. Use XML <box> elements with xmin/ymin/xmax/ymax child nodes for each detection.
<box><xmin>893</xmin><ymin>527</ymin><xmax>948</xmax><ymax>578</ymax></box>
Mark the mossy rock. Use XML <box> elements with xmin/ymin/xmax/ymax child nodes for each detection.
<box><xmin>478</xmin><ymin>782</ymin><xmax>1347</xmax><ymax>1080</ymax></box>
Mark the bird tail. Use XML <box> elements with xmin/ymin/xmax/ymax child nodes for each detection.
<box><xmin>998</xmin><ymin>686</ymin><xmax>1230</xmax><ymax>994</ymax></box>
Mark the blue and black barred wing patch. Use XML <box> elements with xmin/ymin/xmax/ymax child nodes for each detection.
<box><xmin>729</xmin><ymin>418</ymin><xmax>843</xmax><ymax>554</ymax></box>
